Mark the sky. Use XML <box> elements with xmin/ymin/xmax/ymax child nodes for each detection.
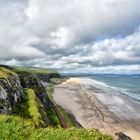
<box><xmin>0</xmin><ymin>0</ymin><xmax>140</xmax><ymax>73</ymax></box>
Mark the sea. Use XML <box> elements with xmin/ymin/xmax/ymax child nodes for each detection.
<box><xmin>82</xmin><ymin>74</ymin><xmax>140</xmax><ymax>120</ymax></box>
<box><xmin>89</xmin><ymin>74</ymin><xmax>140</xmax><ymax>102</ymax></box>
<box><xmin>61</xmin><ymin>73</ymin><xmax>140</xmax><ymax>120</ymax></box>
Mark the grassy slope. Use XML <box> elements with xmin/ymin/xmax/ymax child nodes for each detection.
<box><xmin>14</xmin><ymin>67</ymin><xmax>58</xmax><ymax>74</ymax></box>
<box><xmin>0</xmin><ymin>117</ymin><xmax>113</xmax><ymax>140</ymax></box>
<box><xmin>0</xmin><ymin>67</ymin><xmax>16</xmax><ymax>78</ymax></box>
<box><xmin>25</xmin><ymin>89</ymin><xmax>48</xmax><ymax>127</ymax></box>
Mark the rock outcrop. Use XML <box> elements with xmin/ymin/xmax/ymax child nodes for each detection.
<box><xmin>0</xmin><ymin>68</ymin><xmax>23</xmax><ymax>114</ymax></box>
<box><xmin>16</xmin><ymin>71</ymin><xmax>53</xmax><ymax>108</ymax></box>
<box><xmin>0</xmin><ymin>67</ymin><xmax>57</xmax><ymax>114</ymax></box>
<box><xmin>115</xmin><ymin>132</ymin><xmax>132</xmax><ymax>140</ymax></box>
<box><xmin>36</xmin><ymin>73</ymin><xmax>61</xmax><ymax>82</ymax></box>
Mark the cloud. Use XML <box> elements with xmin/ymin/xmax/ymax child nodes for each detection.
<box><xmin>26</xmin><ymin>0</ymin><xmax>140</xmax><ymax>46</ymax></box>
<box><xmin>57</xmin><ymin>27</ymin><xmax>140</xmax><ymax>67</ymax></box>
<box><xmin>0</xmin><ymin>0</ymin><xmax>140</xmax><ymax>73</ymax></box>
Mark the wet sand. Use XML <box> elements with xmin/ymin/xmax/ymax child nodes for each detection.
<box><xmin>53</xmin><ymin>78</ymin><xmax>140</xmax><ymax>140</ymax></box>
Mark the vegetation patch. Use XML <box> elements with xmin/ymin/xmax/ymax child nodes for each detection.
<box><xmin>14</xmin><ymin>67</ymin><xmax>58</xmax><ymax>74</ymax></box>
<box><xmin>0</xmin><ymin>67</ymin><xmax>16</xmax><ymax>78</ymax></box>
<box><xmin>46</xmin><ymin>78</ymin><xmax>78</xmax><ymax>127</ymax></box>
<box><xmin>46</xmin><ymin>106</ymin><xmax>61</xmax><ymax>128</ymax></box>
<box><xmin>0</xmin><ymin>118</ymin><xmax>113</xmax><ymax>140</ymax></box>
<box><xmin>58</xmin><ymin>107</ymin><xmax>78</xmax><ymax>127</ymax></box>
<box><xmin>13</xmin><ymin>92</ymin><xmax>29</xmax><ymax>118</ymax></box>
<box><xmin>25</xmin><ymin>88</ymin><xmax>46</xmax><ymax>127</ymax></box>
<box><xmin>50</xmin><ymin>78</ymin><xmax>67</xmax><ymax>85</ymax></box>
<box><xmin>0</xmin><ymin>114</ymin><xmax>33</xmax><ymax>126</ymax></box>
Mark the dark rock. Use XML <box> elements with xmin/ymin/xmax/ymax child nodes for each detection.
<box><xmin>16</xmin><ymin>71</ymin><xmax>54</xmax><ymax>109</ymax></box>
<box><xmin>0</xmin><ymin>75</ymin><xmax>23</xmax><ymax>114</ymax></box>
<box><xmin>36</xmin><ymin>73</ymin><xmax>61</xmax><ymax>82</ymax></box>
<box><xmin>115</xmin><ymin>132</ymin><xmax>132</xmax><ymax>140</ymax></box>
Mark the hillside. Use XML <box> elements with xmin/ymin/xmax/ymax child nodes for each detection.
<box><xmin>0</xmin><ymin>65</ymin><xmax>113</xmax><ymax>140</ymax></box>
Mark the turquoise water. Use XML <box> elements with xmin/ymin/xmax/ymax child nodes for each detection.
<box><xmin>89</xmin><ymin>74</ymin><xmax>140</xmax><ymax>102</ymax></box>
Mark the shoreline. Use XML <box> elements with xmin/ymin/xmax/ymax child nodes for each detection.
<box><xmin>80</xmin><ymin>77</ymin><xmax>140</xmax><ymax>122</ymax></box>
<box><xmin>53</xmin><ymin>77</ymin><xmax>140</xmax><ymax>140</ymax></box>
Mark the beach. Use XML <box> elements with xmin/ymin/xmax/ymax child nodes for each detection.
<box><xmin>53</xmin><ymin>78</ymin><xmax>140</xmax><ymax>140</ymax></box>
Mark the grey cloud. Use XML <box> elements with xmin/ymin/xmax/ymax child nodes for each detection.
<box><xmin>26</xmin><ymin>0</ymin><xmax>140</xmax><ymax>45</ymax></box>
<box><xmin>0</xmin><ymin>0</ymin><xmax>140</xmax><ymax>73</ymax></box>
<box><xmin>54</xmin><ymin>28</ymin><xmax>140</xmax><ymax>67</ymax></box>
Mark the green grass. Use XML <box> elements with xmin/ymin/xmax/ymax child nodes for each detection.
<box><xmin>46</xmin><ymin>107</ymin><xmax>61</xmax><ymax>128</ymax></box>
<box><xmin>0</xmin><ymin>117</ymin><xmax>113</xmax><ymax>140</ymax></box>
<box><xmin>0</xmin><ymin>114</ymin><xmax>33</xmax><ymax>126</ymax></box>
<box><xmin>58</xmin><ymin>107</ymin><xmax>77</xmax><ymax>127</ymax></box>
<box><xmin>50</xmin><ymin>78</ymin><xmax>67</xmax><ymax>85</ymax></box>
<box><xmin>14</xmin><ymin>67</ymin><xmax>58</xmax><ymax>74</ymax></box>
<box><xmin>0</xmin><ymin>67</ymin><xmax>16</xmax><ymax>78</ymax></box>
<box><xmin>14</xmin><ymin>88</ymin><xmax>58</xmax><ymax>127</ymax></box>
<box><xmin>25</xmin><ymin>88</ymin><xmax>46</xmax><ymax>127</ymax></box>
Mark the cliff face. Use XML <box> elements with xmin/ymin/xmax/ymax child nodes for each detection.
<box><xmin>0</xmin><ymin>66</ymin><xmax>63</xmax><ymax>127</ymax></box>
<box><xmin>0</xmin><ymin>68</ymin><xmax>23</xmax><ymax>114</ymax></box>
<box><xmin>36</xmin><ymin>73</ymin><xmax>61</xmax><ymax>82</ymax></box>
<box><xmin>16</xmin><ymin>71</ymin><xmax>53</xmax><ymax>108</ymax></box>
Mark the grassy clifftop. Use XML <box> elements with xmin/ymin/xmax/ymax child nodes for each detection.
<box><xmin>14</xmin><ymin>67</ymin><xmax>58</xmax><ymax>74</ymax></box>
<box><xmin>0</xmin><ymin>67</ymin><xmax>16</xmax><ymax>78</ymax></box>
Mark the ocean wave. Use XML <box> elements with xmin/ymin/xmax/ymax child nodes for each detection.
<box><xmin>80</xmin><ymin>77</ymin><xmax>140</xmax><ymax>102</ymax></box>
<box><xmin>80</xmin><ymin>77</ymin><xmax>140</xmax><ymax>120</ymax></box>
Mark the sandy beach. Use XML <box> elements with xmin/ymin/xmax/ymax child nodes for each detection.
<box><xmin>53</xmin><ymin>78</ymin><xmax>140</xmax><ymax>140</ymax></box>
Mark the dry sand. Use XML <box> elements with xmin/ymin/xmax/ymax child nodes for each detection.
<box><xmin>53</xmin><ymin>78</ymin><xmax>140</xmax><ymax>140</ymax></box>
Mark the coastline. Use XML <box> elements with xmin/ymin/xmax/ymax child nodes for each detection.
<box><xmin>53</xmin><ymin>77</ymin><xmax>140</xmax><ymax>140</ymax></box>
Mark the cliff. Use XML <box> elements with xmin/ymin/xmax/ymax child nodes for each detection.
<box><xmin>0</xmin><ymin>67</ymin><xmax>23</xmax><ymax>114</ymax></box>
<box><xmin>0</xmin><ymin>65</ymin><xmax>113</xmax><ymax>140</ymax></box>
<box><xmin>0</xmin><ymin>66</ymin><xmax>63</xmax><ymax>127</ymax></box>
